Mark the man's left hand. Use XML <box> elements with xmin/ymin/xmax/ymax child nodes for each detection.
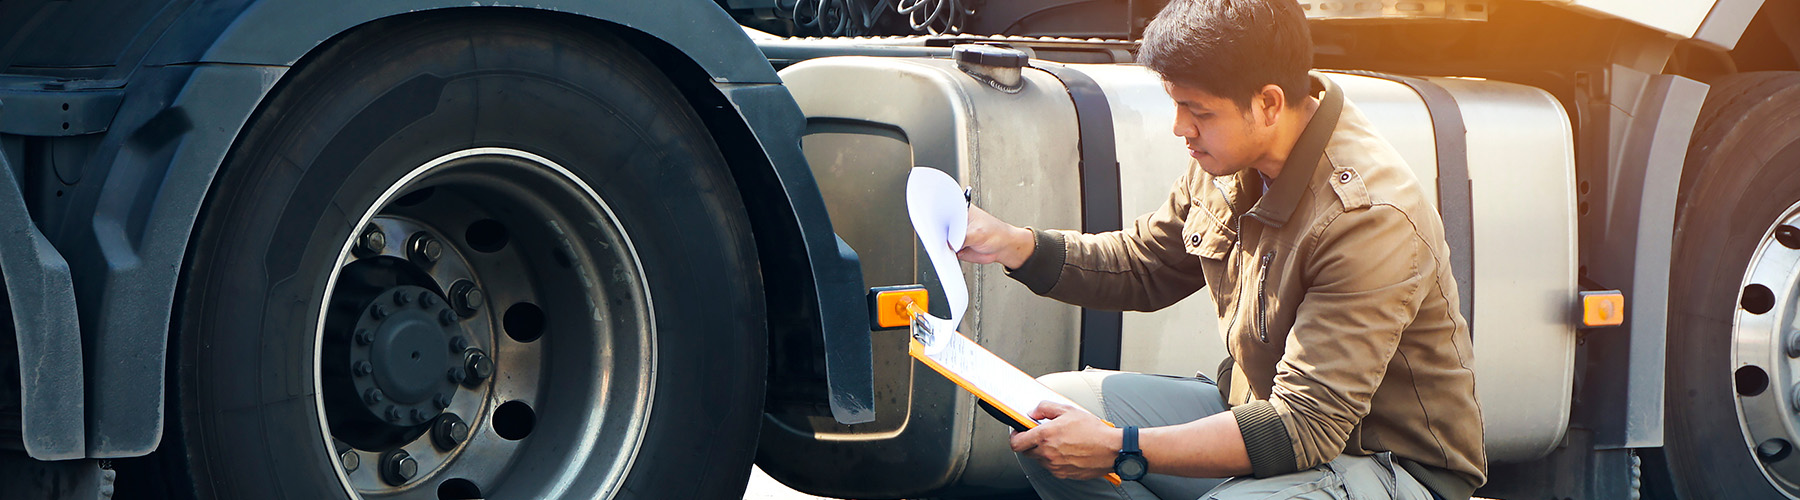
<box><xmin>1009</xmin><ymin>402</ymin><xmax>1123</xmax><ymax>480</ymax></box>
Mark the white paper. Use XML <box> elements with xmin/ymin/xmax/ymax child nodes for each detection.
<box><xmin>905</xmin><ymin>167</ymin><xmax>1092</xmax><ymax>425</ymax></box>
<box><xmin>906</xmin><ymin>167</ymin><xmax>970</xmax><ymax>353</ymax></box>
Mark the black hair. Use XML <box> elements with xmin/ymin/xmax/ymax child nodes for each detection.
<box><xmin>1138</xmin><ymin>0</ymin><xmax>1313</xmax><ymax>109</ymax></box>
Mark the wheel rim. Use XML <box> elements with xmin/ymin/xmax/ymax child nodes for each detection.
<box><xmin>1733</xmin><ymin>200</ymin><xmax>1800</xmax><ymax>497</ymax></box>
<box><xmin>311</xmin><ymin>147</ymin><xmax>655</xmax><ymax>499</ymax></box>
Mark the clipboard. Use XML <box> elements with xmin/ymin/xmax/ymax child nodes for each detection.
<box><xmin>901</xmin><ymin>300</ymin><xmax>1125</xmax><ymax>486</ymax></box>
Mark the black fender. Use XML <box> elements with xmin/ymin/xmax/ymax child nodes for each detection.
<box><xmin>37</xmin><ymin>0</ymin><xmax>870</xmax><ymax>459</ymax></box>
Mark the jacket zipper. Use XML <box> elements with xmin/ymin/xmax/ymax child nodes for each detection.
<box><xmin>1257</xmin><ymin>250</ymin><xmax>1275</xmax><ymax>343</ymax></box>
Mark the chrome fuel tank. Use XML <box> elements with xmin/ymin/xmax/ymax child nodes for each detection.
<box><xmin>762</xmin><ymin>55</ymin><xmax>1578</xmax><ymax>497</ymax></box>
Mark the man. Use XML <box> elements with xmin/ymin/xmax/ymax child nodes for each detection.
<box><xmin>954</xmin><ymin>0</ymin><xmax>1486</xmax><ymax>499</ymax></box>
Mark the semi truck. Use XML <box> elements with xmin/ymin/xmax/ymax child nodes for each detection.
<box><xmin>0</xmin><ymin>0</ymin><xmax>1797</xmax><ymax>499</ymax></box>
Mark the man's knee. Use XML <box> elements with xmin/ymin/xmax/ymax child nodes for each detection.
<box><xmin>1036</xmin><ymin>370</ymin><xmax>1111</xmax><ymax>417</ymax></box>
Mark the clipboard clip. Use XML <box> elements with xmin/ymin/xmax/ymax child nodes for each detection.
<box><xmin>908</xmin><ymin>301</ymin><xmax>937</xmax><ymax>345</ymax></box>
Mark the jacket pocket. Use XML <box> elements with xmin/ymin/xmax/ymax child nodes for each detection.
<box><xmin>1183</xmin><ymin>209</ymin><xmax>1235</xmax><ymax>261</ymax></box>
<box><xmin>1256</xmin><ymin>250</ymin><xmax>1276</xmax><ymax>343</ymax></box>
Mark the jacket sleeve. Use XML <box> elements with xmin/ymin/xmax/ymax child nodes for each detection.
<box><xmin>1251</xmin><ymin>203</ymin><xmax>1433</xmax><ymax>473</ymax></box>
<box><xmin>1005</xmin><ymin>167</ymin><xmax>1206</xmax><ymax>311</ymax></box>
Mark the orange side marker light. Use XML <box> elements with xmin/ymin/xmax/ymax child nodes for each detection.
<box><xmin>1580</xmin><ymin>290</ymin><xmax>1626</xmax><ymax>328</ymax></box>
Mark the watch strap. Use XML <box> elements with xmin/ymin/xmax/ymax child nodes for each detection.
<box><xmin>1121</xmin><ymin>426</ymin><xmax>1139</xmax><ymax>454</ymax></box>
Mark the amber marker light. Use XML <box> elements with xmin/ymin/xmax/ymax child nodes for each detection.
<box><xmin>869</xmin><ymin>285</ymin><xmax>930</xmax><ymax>329</ymax></box>
<box><xmin>1579</xmin><ymin>290</ymin><xmax>1626</xmax><ymax>328</ymax></box>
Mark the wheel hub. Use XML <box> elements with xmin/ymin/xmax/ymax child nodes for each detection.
<box><xmin>1733</xmin><ymin>202</ymin><xmax>1800</xmax><ymax>495</ymax></box>
<box><xmin>348</xmin><ymin>286</ymin><xmax>461</xmax><ymax>427</ymax></box>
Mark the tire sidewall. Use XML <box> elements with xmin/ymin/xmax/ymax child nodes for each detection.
<box><xmin>1664</xmin><ymin>73</ymin><xmax>1800</xmax><ymax>499</ymax></box>
<box><xmin>177</xmin><ymin>14</ymin><xmax>764</xmax><ymax>500</ymax></box>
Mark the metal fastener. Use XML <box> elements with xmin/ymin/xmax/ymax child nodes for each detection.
<box><xmin>432</xmin><ymin>414</ymin><xmax>470</xmax><ymax>451</ymax></box>
<box><xmin>450</xmin><ymin>336</ymin><xmax>469</xmax><ymax>353</ymax></box>
<box><xmin>419</xmin><ymin>291</ymin><xmax>437</xmax><ymax>308</ymax></box>
<box><xmin>385</xmin><ymin>406</ymin><xmax>402</xmax><ymax>422</ymax></box>
<box><xmin>340</xmin><ymin>449</ymin><xmax>360</xmax><ymax>473</ymax></box>
<box><xmin>352</xmin><ymin>361</ymin><xmax>373</xmax><ymax>377</ymax></box>
<box><xmin>464</xmin><ymin>350</ymin><xmax>494</xmax><ymax>384</ymax></box>
<box><xmin>363</xmin><ymin>388</ymin><xmax>384</xmax><ymax>405</ymax></box>
<box><xmin>355</xmin><ymin>329</ymin><xmax>374</xmax><ymax>346</ymax></box>
<box><xmin>447</xmin><ymin>368</ymin><xmax>467</xmax><ymax>385</ymax></box>
<box><xmin>1338</xmin><ymin>171</ymin><xmax>1353</xmax><ymax>183</ymax></box>
<box><xmin>357</xmin><ymin>227</ymin><xmax>386</xmax><ymax>257</ymax></box>
<box><xmin>439</xmin><ymin>309</ymin><xmax>458</xmax><ymax>326</ymax></box>
<box><xmin>410</xmin><ymin>233</ymin><xmax>443</xmax><ymax>265</ymax></box>
<box><xmin>451</xmin><ymin>280</ymin><xmax>484</xmax><ymax>316</ymax></box>
<box><xmin>1787</xmin><ymin>331</ymin><xmax>1800</xmax><ymax>358</ymax></box>
<box><xmin>394</xmin><ymin>291</ymin><xmax>411</xmax><ymax>306</ymax></box>
<box><xmin>382</xmin><ymin>451</ymin><xmax>418</xmax><ymax>486</ymax></box>
<box><xmin>433</xmin><ymin>393</ymin><xmax>453</xmax><ymax>410</ymax></box>
<box><xmin>371</xmin><ymin>304</ymin><xmax>389</xmax><ymax>320</ymax></box>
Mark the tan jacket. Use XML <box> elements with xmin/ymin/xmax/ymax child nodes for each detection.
<box><xmin>1008</xmin><ymin>74</ymin><xmax>1486</xmax><ymax>499</ymax></box>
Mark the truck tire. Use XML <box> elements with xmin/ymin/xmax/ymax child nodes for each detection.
<box><xmin>1660</xmin><ymin>71</ymin><xmax>1800</xmax><ymax>500</ymax></box>
<box><xmin>155</xmin><ymin>13</ymin><xmax>765</xmax><ymax>500</ymax></box>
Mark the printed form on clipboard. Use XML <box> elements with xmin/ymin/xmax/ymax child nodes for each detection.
<box><xmin>904</xmin><ymin>167</ymin><xmax>1122</xmax><ymax>486</ymax></box>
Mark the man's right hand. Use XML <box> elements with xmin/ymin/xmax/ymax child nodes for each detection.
<box><xmin>957</xmin><ymin>205</ymin><xmax>1037</xmax><ymax>269</ymax></box>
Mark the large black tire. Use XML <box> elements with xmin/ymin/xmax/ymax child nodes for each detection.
<box><xmin>148</xmin><ymin>13</ymin><xmax>765</xmax><ymax>500</ymax></box>
<box><xmin>1659</xmin><ymin>71</ymin><xmax>1800</xmax><ymax>499</ymax></box>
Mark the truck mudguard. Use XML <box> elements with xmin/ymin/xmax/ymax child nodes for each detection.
<box><xmin>8</xmin><ymin>0</ymin><xmax>871</xmax><ymax>459</ymax></box>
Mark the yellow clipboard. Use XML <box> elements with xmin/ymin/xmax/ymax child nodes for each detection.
<box><xmin>900</xmin><ymin>300</ymin><xmax>1124</xmax><ymax>486</ymax></box>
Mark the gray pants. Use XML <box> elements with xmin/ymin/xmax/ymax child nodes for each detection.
<box><xmin>1016</xmin><ymin>369</ymin><xmax>1436</xmax><ymax>500</ymax></box>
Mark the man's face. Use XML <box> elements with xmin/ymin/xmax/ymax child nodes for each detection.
<box><xmin>1164</xmin><ymin>81</ymin><xmax>1270</xmax><ymax>177</ymax></box>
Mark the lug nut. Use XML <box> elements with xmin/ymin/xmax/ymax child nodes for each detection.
<box><xmin>385</xmin><ymin>406</ymin><xmax>402</xmax><ymax>422</ymax></box>
<box><xmin>464</xmin><ymin>350</ymin><xmax>494</xmax><ymax>384</ymax></box>
<box><xmin>1788</xmin><ymin>331</ymin><xmax>1800</xmax><ymax>358</ymax></box>
<box><xmin>450</xmin><ymin>336</ymin><xmax>469</xmax><ymax>353</ymax></box>
<box><xmin>420</xmin><ymin>292</ymin><xmax>437</xmax><ymax>308</ymax></box>
<box><xmin>450</xmin><ymin>280</ymin><xmax>484</xmax><ymax>316</ymax></box>
<box><xmin>381</xmin><ymin>450</ymin><xmax>418</xmax><ymax>486</ymax></box>
<box><xmin>340</xmin><ymin>449</ymin><xmax>360</xmax><ymax>473</ymax></box>
<box><xmin>394</xmin><ymin>291</ymin><xmax>411</xmax><ymax>306</ymax></box>
<box><xmin>432</xmin><ymin>414</ymin><xmax>470</xmax><ymax>451</ymax></box>
<box><xmin>371</xmin><ymin>304</ymin><xmax>389</xmax><ymax>320</ymax></box>
<box><xmin>433</xmin><ymin>393</ymin><xmax>453</xmax><ymax>410</ymax></box>
<box><xmin>411</xmin><ymin>409</ymin><xmax>429</xmax><ymax>423</ymax></box>
<box><xmin>363</xmin><ymin>388</ymin><xmax>384</xmax><ymax>405</ymax></box>
<box><xmin>357</xmin><ymin>227</ymin><xmax>386</xmax><ymax>257</ymax></box>
<box><xmin>410</xmin><ymin>234</ymin><xmax>443</xmax><ymax>265</ymax></box>
<box><xmin>447</xmin><ymin>368</ymin><xmax>467</xmax><ymax>385</ymax></box>
<box><xmin>439</xmin><ymin>309</ymin><xmax>458</xmax><ymax>326</ymax></box>
<box><xmin>352</xmin><ymin>361</ymin><xmax>373</xmax><ymax>377</ymax></box>
<box><xmin>354</xmin><ymin>329</ymin><xmax>374</xmax><ymax>346</ymax></box>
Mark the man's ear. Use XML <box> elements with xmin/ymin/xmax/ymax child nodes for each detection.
<box><xmin>1255</xmin><ymin>84</ymin><xmax>1286</xmax><ymax>127</ymax></box>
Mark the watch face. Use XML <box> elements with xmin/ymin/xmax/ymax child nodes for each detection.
<box><xmin>1115</xmin><ymin>454</ymin><xmax>1148</xmax><ymax>481</ymax></box>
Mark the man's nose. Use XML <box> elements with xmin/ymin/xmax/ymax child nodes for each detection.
<box><xmin>1172</xmin><ymin>116</ymin><xmax>1197</xmax><ymax>138</ymax></box>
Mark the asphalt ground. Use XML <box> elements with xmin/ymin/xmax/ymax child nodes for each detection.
<box><xmin>745</xmin><ymin>466</ymin><xmax>836</xmax><ymax>500</ymax></box>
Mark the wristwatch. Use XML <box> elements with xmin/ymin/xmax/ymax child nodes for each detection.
<box><xmin>1114</xmin><ymin>426</ymin><xmax>1148</xmax><ymax>481</ymax></box>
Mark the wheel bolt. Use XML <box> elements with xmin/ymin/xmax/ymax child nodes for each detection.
<box><xmin>363</xmin><ymin>388</ymin><xmax>384</xmax><ymax>405</ymax></box>
<box><xmin>432</xmin><ymin>414</ymin><xmax>470</xmax><ymax>451</ymax></box>
<box><xmin>410</xmin><ymin>234</ymin><xmax>443</xmax><ymax>265</ymax></box>
<box><xmin>439</xmin><ymin>309</ymin><xmax>458</xmax><ymax>326</ymax></box>
<box><xmin>394</xmin><ymin>291</ymin><xmax>411</xmax><ymax>306</ymax></box>
<box><xmin>451</xmin><ymin>280</ymin><xmax>484</xmax><ymax>316</ymax></box>
<box><xmin>381</xmin><ymin>451</ymin><xmax>417</xmax><ymax>486</ymax></box>
<box><xmin>340</xmin><ymin>450</ymin><xmax>360</xmax><ymax>473</ymax></box>
<box><xmin>371</xmin><ymin>304</ymin><xmax>389</xmax><ymax>320</ymax></box>
<box><xmin>411</xmin><ymin>409</ymin><xmax>429</xmax><ymax>423</ymax></box>
<box><xmin>1791</xmin><ymin>383</ymin><xmax>1800</xmax><ymax>413</ymax></box>
<box><xmin>354</xmin><ymin>329</ymin><xmax>374</xmax><ymax>346</ymax></box>
<box><xmin>352</xmin><ymin>361</ymin><xmax>372</xmax><ymax>377</ymax></box>
<box><xmin>447</xmin><ymin>368</ymin><xmax>467</xmax><ymax>385</ymax></box>
<box><xmin>384</xmin><ymin>406</ymin><xmax>402</xmax><ymax>422</ymax></box>
<box><xmin>450</xmin><ymin>336</ymin><xmax>469</xmax><ymax>353</ymax></box>
<box><xmin>464</xmin><ymin>350</ymin><xmax>494</xmax><ymax>384</ymax></box>
<box><xmin>420</xmin><ymin>292</ymin><xmax>437</xmax><ymax>308</ymax></box>
<box><xmin>433</xmin><ymin>393</ymin><xmax>453</xmax><ymax>410</ymax></box>
<box><xmin>357</xmin><ymin>227</ymin><xmax>386</xmax><ymax>257</ymax></box>
<box><xmin>1787</xmin><ymin>331</ymin><xmax>1800</xmax><ymax>358</ymax></box>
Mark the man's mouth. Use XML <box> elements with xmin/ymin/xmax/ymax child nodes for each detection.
<box><xmin>1188</xmin><ymin>149</ymin><xmax>1208</xmax><ymax>159</ymax></box>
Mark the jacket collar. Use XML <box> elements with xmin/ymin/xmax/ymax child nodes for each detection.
<box><xmin>1246</xmin><ymin>72</ymin><xmax>1343</xmax><ymax>229</ymax></box>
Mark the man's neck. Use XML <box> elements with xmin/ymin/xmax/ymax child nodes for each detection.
<box><xmin>1251</xmin><ymin>96</ymin><xmax>1322</xmax><ymax>180</ymax></box>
